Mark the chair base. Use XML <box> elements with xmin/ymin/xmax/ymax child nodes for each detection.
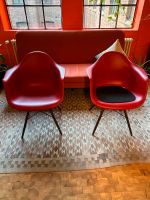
<box><xmin>92</xmin><ymin>109</ymin><xmax>133</xmax><ymax>137</ymax></box>
<box><xmin>21</xmin><ymin>108</ymin><xmax>62</xmax><ymax>141</ymax></box>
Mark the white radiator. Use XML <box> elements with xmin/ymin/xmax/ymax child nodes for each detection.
<box><xmin>124</xmin><ymin>38</ymin><xmax>133</xmax><ymax>57</ymax></box>
<box><xmin>10</xmin><ymin>39</ymin><xmax>18</xmax><ymax>64</ymax></box>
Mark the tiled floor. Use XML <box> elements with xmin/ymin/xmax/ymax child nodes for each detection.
<box><xmin>0</xmin><ymin>163</ymin><xmax>150</xmax><ymax>200</ymax></box>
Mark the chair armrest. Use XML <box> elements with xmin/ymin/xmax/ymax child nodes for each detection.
<box><xmin>131</xmin><ymin>64</ymin><xmax>149</xmax><ymax>95</ymax></box>
<box><xmin>133</xmin><ymin>65</ymin><xmax>148</xmax><ymax>82</ymax></box>
<box><xmin>3</xmin><ymin>65</ymin><xmax>18</xmax><ymax>83</ymax></box>
<box><xmin>56</xmin><ymin>64</ymin><xmax>65</xmax><ymax>80</ymax></box>
<box><xmin>87</xmin><ymin>65</ymin><xmax>94</xmax><ymax>79</ymax></box>
<box><xmin>3</xmin><ymin>66</ymin><xmax>19</xmax><ymax>101</ymax></box>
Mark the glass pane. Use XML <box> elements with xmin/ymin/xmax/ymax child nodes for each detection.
<box><xmin>121</xmin><ymin>0</ymin><xmax>137</xmax><ymax>5</ymax></box>
<box><xmin>6</xmin><ymin>0</ymin><xmax>23</xmax><ymax>5</ymax></box>
<box><xmin>84</xmin><ymin>6</ymin><xmax>100</xmax><ymax>28</ymax></box>
<box><xmin>102</xmin><ymin>0</ymin><xmax>119</xmax><ymax>5</ymax></box>
<box><xmin>117</xmin><ymin>6</ymin><xmax>136</xmax><ymax>28</ymax></box>
<box><xmin>44</xmin><ymin>6</ymin><xmax>61</xmax><ymax>29</ymax></box>
<box><xmin>84</xmin><ymin>0</ymin><xmax>101</xmax><ymax>5</ymax></box>
<box><xmin>101</xmin><ymin>0</ymin><xmax>137</xmax><ymax>5</ymax></box>
<box><xmin>84</xmin><ymin>0</ymin><xmax>137</xmax><ymax>5</ymax></box>
<box><xmin>24</xmin><ymin>0</ymin><xmax>42</xmax><ymax>5</ymax></box>
<box><xmin>101</xmin><ymin>6</ymin><xmax>117</xmax><ymax>28</ymax></box>
<box><xmin>26</xmin><ymin>6</ymin><xmax>44</xmax><ymax>29</ymax></box>
<box><xmin>43</xmin><ymin>0</ymin><xmax>61</xmax><ymax>5</ymax></box>
<box><xmin>7</xmin><ymin>7</ymin><xmax>27</xmax><ymax>29</ymax></box>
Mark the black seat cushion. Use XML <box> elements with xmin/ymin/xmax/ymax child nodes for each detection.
<box><xmin>96</xmin><ymin>86</ymin><xmax>135</xmax><ymax>103</ymax></box>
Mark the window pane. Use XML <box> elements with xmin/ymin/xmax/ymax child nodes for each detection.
<box><xmin>121</xmin><ymin>0</ymin><xmax>137</xmax><ymax>5</ymax></box>
<box><xmin>83</xmin><ymin>0</ymin><xmax>137</xmax><ymax>29</ymax></box>
<box><xmin>6</xmin><ymin>0</ymin><xmax>23</xmax><ymax>5</ymax></box>
<box><xmin>84</xmin><ymin>6</ymin><xmax>100</xmax><ymax>28</ymax></box>
<box><xmin>84</xmin><ymin>0</ymin><xmax>101</xmax><ymax>5</ymax></box>
<box><xmin>7</xmin><ymin>7</ymin><xmax>27</xmax><ymax>29</ymax></box>
<box><xmin>102</xmin><ymin>0</ymin><xmax>120</xmax><ymax>5</ymax></box>
<box><xmin>101</xmin><ymin>6</ymin><xmax>117</xmax><ymax>28</ymax></box>
<box><xmin>84</xmin><ymin>0</ymin><xmax>137</xmax><ymax>5</ymax></box>
<box><xmin>24</xmin><ymin>0</ymin><xmax>42</xmax><ymax>5</ymax></box>
<box><xmin>43</xmin><ymin>0</ymin><xmax>61</xmax><ymax>5</ymax></box>
<box><xmin>26</xmin><ymin>6</ymin><xmax>44</xmax><ymax>29</ymax></box>
<box><xmin>117</xmin><ymin>6</ymin><xmax>136</xmax><ymax>28</ymax></box>
<box><xmin>102</xmin><ymin>0</ymin><xmax>137</xmax><ymax>5</ymax></box>
<box><xmin>44</xmin><ymin>6</ymin><xmax>61</xmax><ymax>28</ymax></box>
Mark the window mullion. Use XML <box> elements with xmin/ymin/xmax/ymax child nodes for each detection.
<box><xmin>99</xmin><ymin>3</ymin><xmax>102</xmax><ymax>28</ymax></box>
<box><xmin>41</xmin><ymin>0</ymin><xmax>46</xmax><ymax>29</ymax></box>
<box><xmin>22</xmin><ymin>0</ymin><xmax>29</xmax><ymax>29</ymax></box>
<box><xmin>115</xmin><ymin>5</ymin><xmax>120</xmax><ymax>28</ymax></box>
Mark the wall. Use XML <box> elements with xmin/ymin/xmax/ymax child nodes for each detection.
<box><xmin>0</xmin><ymin>0</ymin><xmax>150</xmax><ymax>67</ymax></box>
<box><xmin>133</xmin><ymin>0</ymin><xmax>150</xmax><ymax>64</ymax></box>
<box><xmin>62</xmin><ymin>0</ymin><xmax>83</xmax><ymax>30</ymax></box>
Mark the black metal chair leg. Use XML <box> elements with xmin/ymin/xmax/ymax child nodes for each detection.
<box><xmin>89</xmin><ymin>105</ymin><xmax>95</xmax><ymax>111</ymax></box>
<box><xmin>50</xmin><ymin>110</ymin><xmax>62</xmax><ymax>135</ymax></box>
<box><xmin>92</xmin><ymin>109</ymin><xmax>104</xmax><ymax>136</ymax></box>
<box><xmin>21</xmin><ymin>112</ymin><xmax>29</xmax><ymax>140</ymax></box>
<box><xmin>124</xmin><ymin>110</ymin><xmax>133</xmax><ymax>136</ymax></box>
<box><xmin>58</xmin><ymin>106</ymin><xmax>62</xmax><ymax>112</ymax></box>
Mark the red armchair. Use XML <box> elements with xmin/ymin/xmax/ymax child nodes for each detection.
<box><xmin>3</xmin><ymin>51</ymin><xmax>65</xmax><ymax>140</ymax></box>
<box><xmin>87</xmin><ymin>51</ymin><xmax>148</xmax><ymax>136</ymax></box>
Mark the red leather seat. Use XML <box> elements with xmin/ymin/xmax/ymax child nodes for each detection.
<box><xmin>87</xmin><ymin>51</ymin><xmax>148</xmax><ymax>136</ymax></box>
<box><xmin>3</xmin><ymin>51</ymin><xmax>65</xmax><ymax>140</ymax></box>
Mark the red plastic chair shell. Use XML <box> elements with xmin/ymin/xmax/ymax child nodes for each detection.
<box><xmin>87</xmin><ymin>51</ymin><xmax>148</xmax><ymax>110</ymax></box>
<box><xmin>3</xmin><ymin>51</ymin><xmax>65</xmax><ymax>111</ymax></box>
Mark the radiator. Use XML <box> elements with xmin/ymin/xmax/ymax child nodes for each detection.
<box><xmin>124</xmin><ymin>38</ymin><xmax>133</xmax><ymax>57</ymax></box>
<box><xmin>10</xmin><ymin>39</ymin><xmax>18</xmax><ymax>64</ymax></box>
<box><xmin>10</xmin><ymin>37</ymin><xmax>133</xmax><ymax>64</ymax></box>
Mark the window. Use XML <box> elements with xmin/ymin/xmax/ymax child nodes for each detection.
<box><xmin>83</xmin><ymin>0</ymin><xmax>138</xmax><ymax>29</ymax></box>
<box><xmin>5</xmin><ymin>0</ymin><xmax>62</xmax><ymax>29</ymax></box>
